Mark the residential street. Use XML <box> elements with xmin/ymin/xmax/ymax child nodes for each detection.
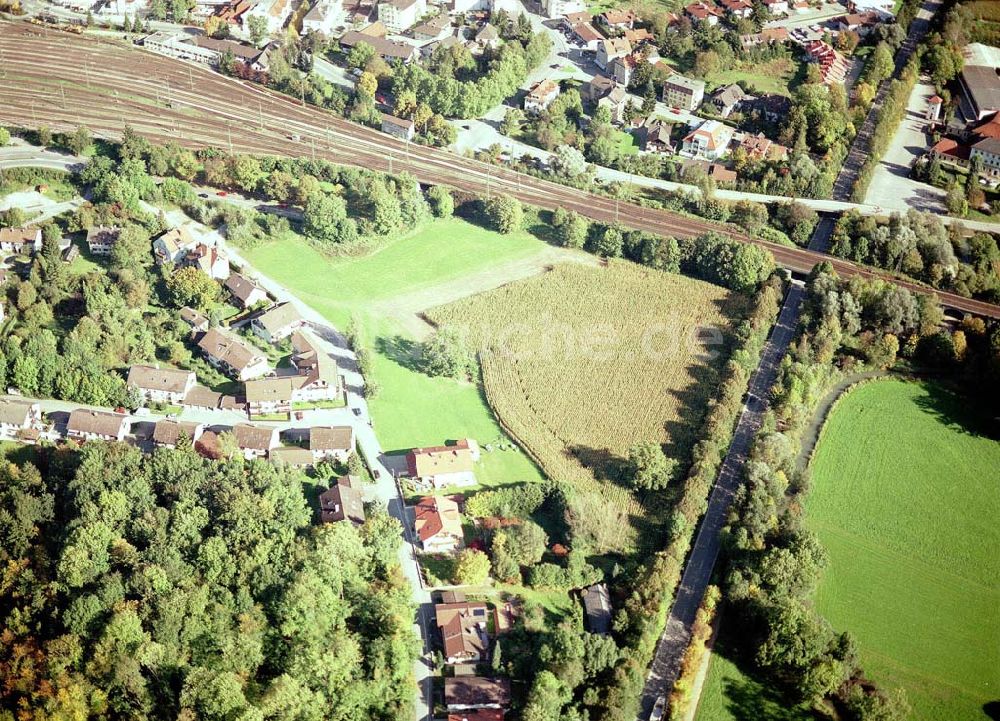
<box><xmin>864</xmin><ymin>76</ymin><xmax>946</xmax><ymax>213</ymax></box>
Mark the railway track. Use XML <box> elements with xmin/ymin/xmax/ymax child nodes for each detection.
<box><xmin>1</xmin><ymin>20</ymin><xmax>998</xmax><ymax>318</ymax></box>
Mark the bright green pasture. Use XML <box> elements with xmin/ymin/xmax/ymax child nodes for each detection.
<box><xmin>807</xmin><ymin>380</ymin><xmax>1000</xmax><ymax>721</ymax></box>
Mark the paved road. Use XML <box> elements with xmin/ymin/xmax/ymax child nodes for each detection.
<box><xmin>831</xmin><ymin>0</ymin><xmax>941</xmax><ymax>202</ymax></box>
<box><xmin>638</xmin><ymin>281</ymin><xmax>806</xmax><ymax>718</ymax></box>
<box><xmin>637</xmin><ymin>208</ymin><xmax>843</xmax><ymax>717</ymax></box>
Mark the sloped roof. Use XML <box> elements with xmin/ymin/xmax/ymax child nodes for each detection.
<box><xmin>414</xmin><ymin>495</ymin><xmax>462</xmax><ymax>542</ymax></box>
<box><xmin>0</xmin><ymin>399</ymin><xmax>36</xmax><ymax>427</ymax></box>
<box><xmin>254</xmin><ymin>302</ymin><xmax>304</xmax><ymax>334</ymax></box>
<box><xmin>406</xmin><ymin>440</ymin><xmax>475</xmax><ymax>477</ymax></box>
<box><xmin>233</xmin><ymin>423</ymin><xmax>278</xmax><ymax>451</ymax></box>
<box><xmin>197</xmin><ymin>328</ymin><xmax>264</xmax><ymax>372</ymax></box>
<box><xmin>152</xmin><ymin>419</ymin><xmax>203</xmax><ymax>446</ymax></box>
<box><xmin>245</xmin><ymin>376</ymin><xmax>294</xmax><ymax>403</ymax></box>
<box><xmin>127</xmin><ymin>365</ymin><xmax>194</xmax><ymax>394</ymax></box>
<box><xmin>319</xmin><ymin>475</ymin><xmax>365</xmax><ymax>523</ymax></box>
<box><xmin>436</xmin><ymin>601</ymin><xmax>490</xmax><ymax>659</ymax></box>
<box><xmin>68</xmin><ymin>409</ymin><xmax>127</xmax><ymax>438</ymax></box>
<box><xmin>269</xmin><ymin>446</ymin><xmax>315</xmax><ymax>467</ymax></box>
<box><xmin>310</xmin><ymin>426</ymin><xmax>355</xmax><ymax>452</ymax></box>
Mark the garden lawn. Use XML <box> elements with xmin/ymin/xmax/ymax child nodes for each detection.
<box><xmin>243</xmin><ymin>217</ymin><xmax>548</xmax><ymax>486</ymax></box>
<box><xmin>807</xmin><ymin>379</ymin><xmax>1000</xmax><ymax>721</ymax></box>
<box><xmin>705</xmin><ymin>58</ymin><xmax>801</xmax><ymax>96</ymax></box>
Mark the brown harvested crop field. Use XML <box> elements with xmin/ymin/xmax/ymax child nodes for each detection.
<box><xmin>426</xmin><ymin>261</ymin><xmax>747</xmax><ymax>549</ymax></box>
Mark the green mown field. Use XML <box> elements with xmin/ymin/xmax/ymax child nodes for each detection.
<box><xmin>244</xmin><ymin>217</ymin><xmax>548</xmax><ymax>486</ymax></box>
<box><xmin>807</xmin><ymin>380</ymin><xmax>1000</xmax><ymax>721</ymax></box>
<box><xmin>696</xmin><ymin>645</ymin><xmax>816</xmax><ymax>721</ymax></box>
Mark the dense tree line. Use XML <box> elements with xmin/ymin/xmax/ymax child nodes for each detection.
<box><xmin>831</xmin><ymin>208</ymin><xmax>1000</xmax><ymax>302</ymax></box>
<box><xmin>0</xmin><ymin>442</ymin><xmax>417</xmax><ymax>720</ymax></box>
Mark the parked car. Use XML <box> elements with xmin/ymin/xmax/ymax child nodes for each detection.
<box><xmin>649</xmin><ymin>697</ymin><xmax>666</xmax><ymax>721</ymax></box>
<box><xmin>198</xmin><ymin>192</ymin><xmax>209</xmax><ymax>198</ymax></box>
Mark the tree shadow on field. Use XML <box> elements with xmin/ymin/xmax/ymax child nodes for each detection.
<box><xmin>912</xmin><ymin>381</ymin><xmax>1000</xmax><ymax>441</ymax></box>
<box><xmin>566</xmin><ymin>444</ymin><xmax>627</xmax><ymax>481</ymax></box>
<box><xmin>982</xmin><ymin>701</ymin><xmax>1000</xmax><ymax>720</ymax></box>
<box><xmin>662</xmin><ymin>360</ymin><xmax>724</xmax><ymax>461</ymax></box>
<box><xmin>722</xmin><ymin>677</ymin><xmax>817</xmax><ymax>721</ymax></box>
<box><xmin>375</xmin><ymin>335</ymin><xmax>424</xmax><ymax>373</ymax></box>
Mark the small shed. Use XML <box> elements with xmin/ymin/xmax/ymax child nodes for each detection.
<box><xmin>581</xmin><ymin>582</ymin><xmax>612</xmax><ymax>635</ymax></box>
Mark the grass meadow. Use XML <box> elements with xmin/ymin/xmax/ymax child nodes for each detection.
<box><xmin>244</xmin><ymin>217</ymin><xmax>551</xmax><ymax>486</ymax></box>
<box><xmin>806</xmin><ymin>380</ymin><xmax>1000</xmax><ymax>721</ymax></box>
<box><xmin>427</xmin><ymin>261</ymin><xmax>745</xmax><ymax>552</ymax></box>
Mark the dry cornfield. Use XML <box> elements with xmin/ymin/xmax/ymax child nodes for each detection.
<box><xmin>427</xmin><ymin>261</ymin><xmax>747</xmax><ymax>548</ymax></box>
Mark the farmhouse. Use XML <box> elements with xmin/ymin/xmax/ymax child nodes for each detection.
<box><xmin>86</xmin><ymin>226</ymin><xmax>120</xmax><ymax>255</ymax></box>
<box><xmin>319</xmin><ymin>475</ymin><xmax>366</xmax><ymax>524</ymax></box>
<box><xmin>443</xmin><ymin>677</ymin><xmax>511</xmax><ymax>711</ymax></box>
<box><xmin>406</xmin><ymin>439</ymin><xmax>479</xmax><ymax>488</ymax></box>
<box><xmin>414</xmin><ymin>495</ymin><xmax>464</xmax><ymax>552</ymax></box>
<box><xmin>233</xmin><ymin>423</ymin><xmax>280</xmax><ymax>459</ymax></box>
<box><xmin>0</xmin><ymin>399</ymin><xmax>41</xmax><ymax>439</ymax></box>
<box><xmin>251</xmin><ymin>302</ymin><xmax>307</xmax><ymax>343</ymax></box>
<box><xmin>126</xmin><ymin>365</ymin><xmax>197</xmax><ymax>404</ymax></box>
<box><xmin>225</xmin><ymin>272</ymin><xmax>269</xmax><ymax>308</ymax></box>
<box><xmin>151</xmin><ymin>419</ymin><xmax>204</xmax><ymax>449</ymax></box>
<box><xmin>0</xmin><ymin>226</ymin><xmax>42</xmax><ymax>255</ymax></box>
<box><xmin>435</xmin><ymin>600</ymin><xmax>490</xmax><ymax>664</ymax></box>
<box><xmin>67</xmin><ymin>409</ymin><xmax>129</xmax><ymax>443</ymax></box>
<box><xmin>196</xmin><ymin>328</ymin><xmax>271</xmax><ymax>381</ymax></box>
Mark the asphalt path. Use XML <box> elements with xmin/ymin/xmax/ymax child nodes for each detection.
<box><xmin>637</xmin><ymin>281</ymin><xmax>804</xmax><ymax>719</ymax></box>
